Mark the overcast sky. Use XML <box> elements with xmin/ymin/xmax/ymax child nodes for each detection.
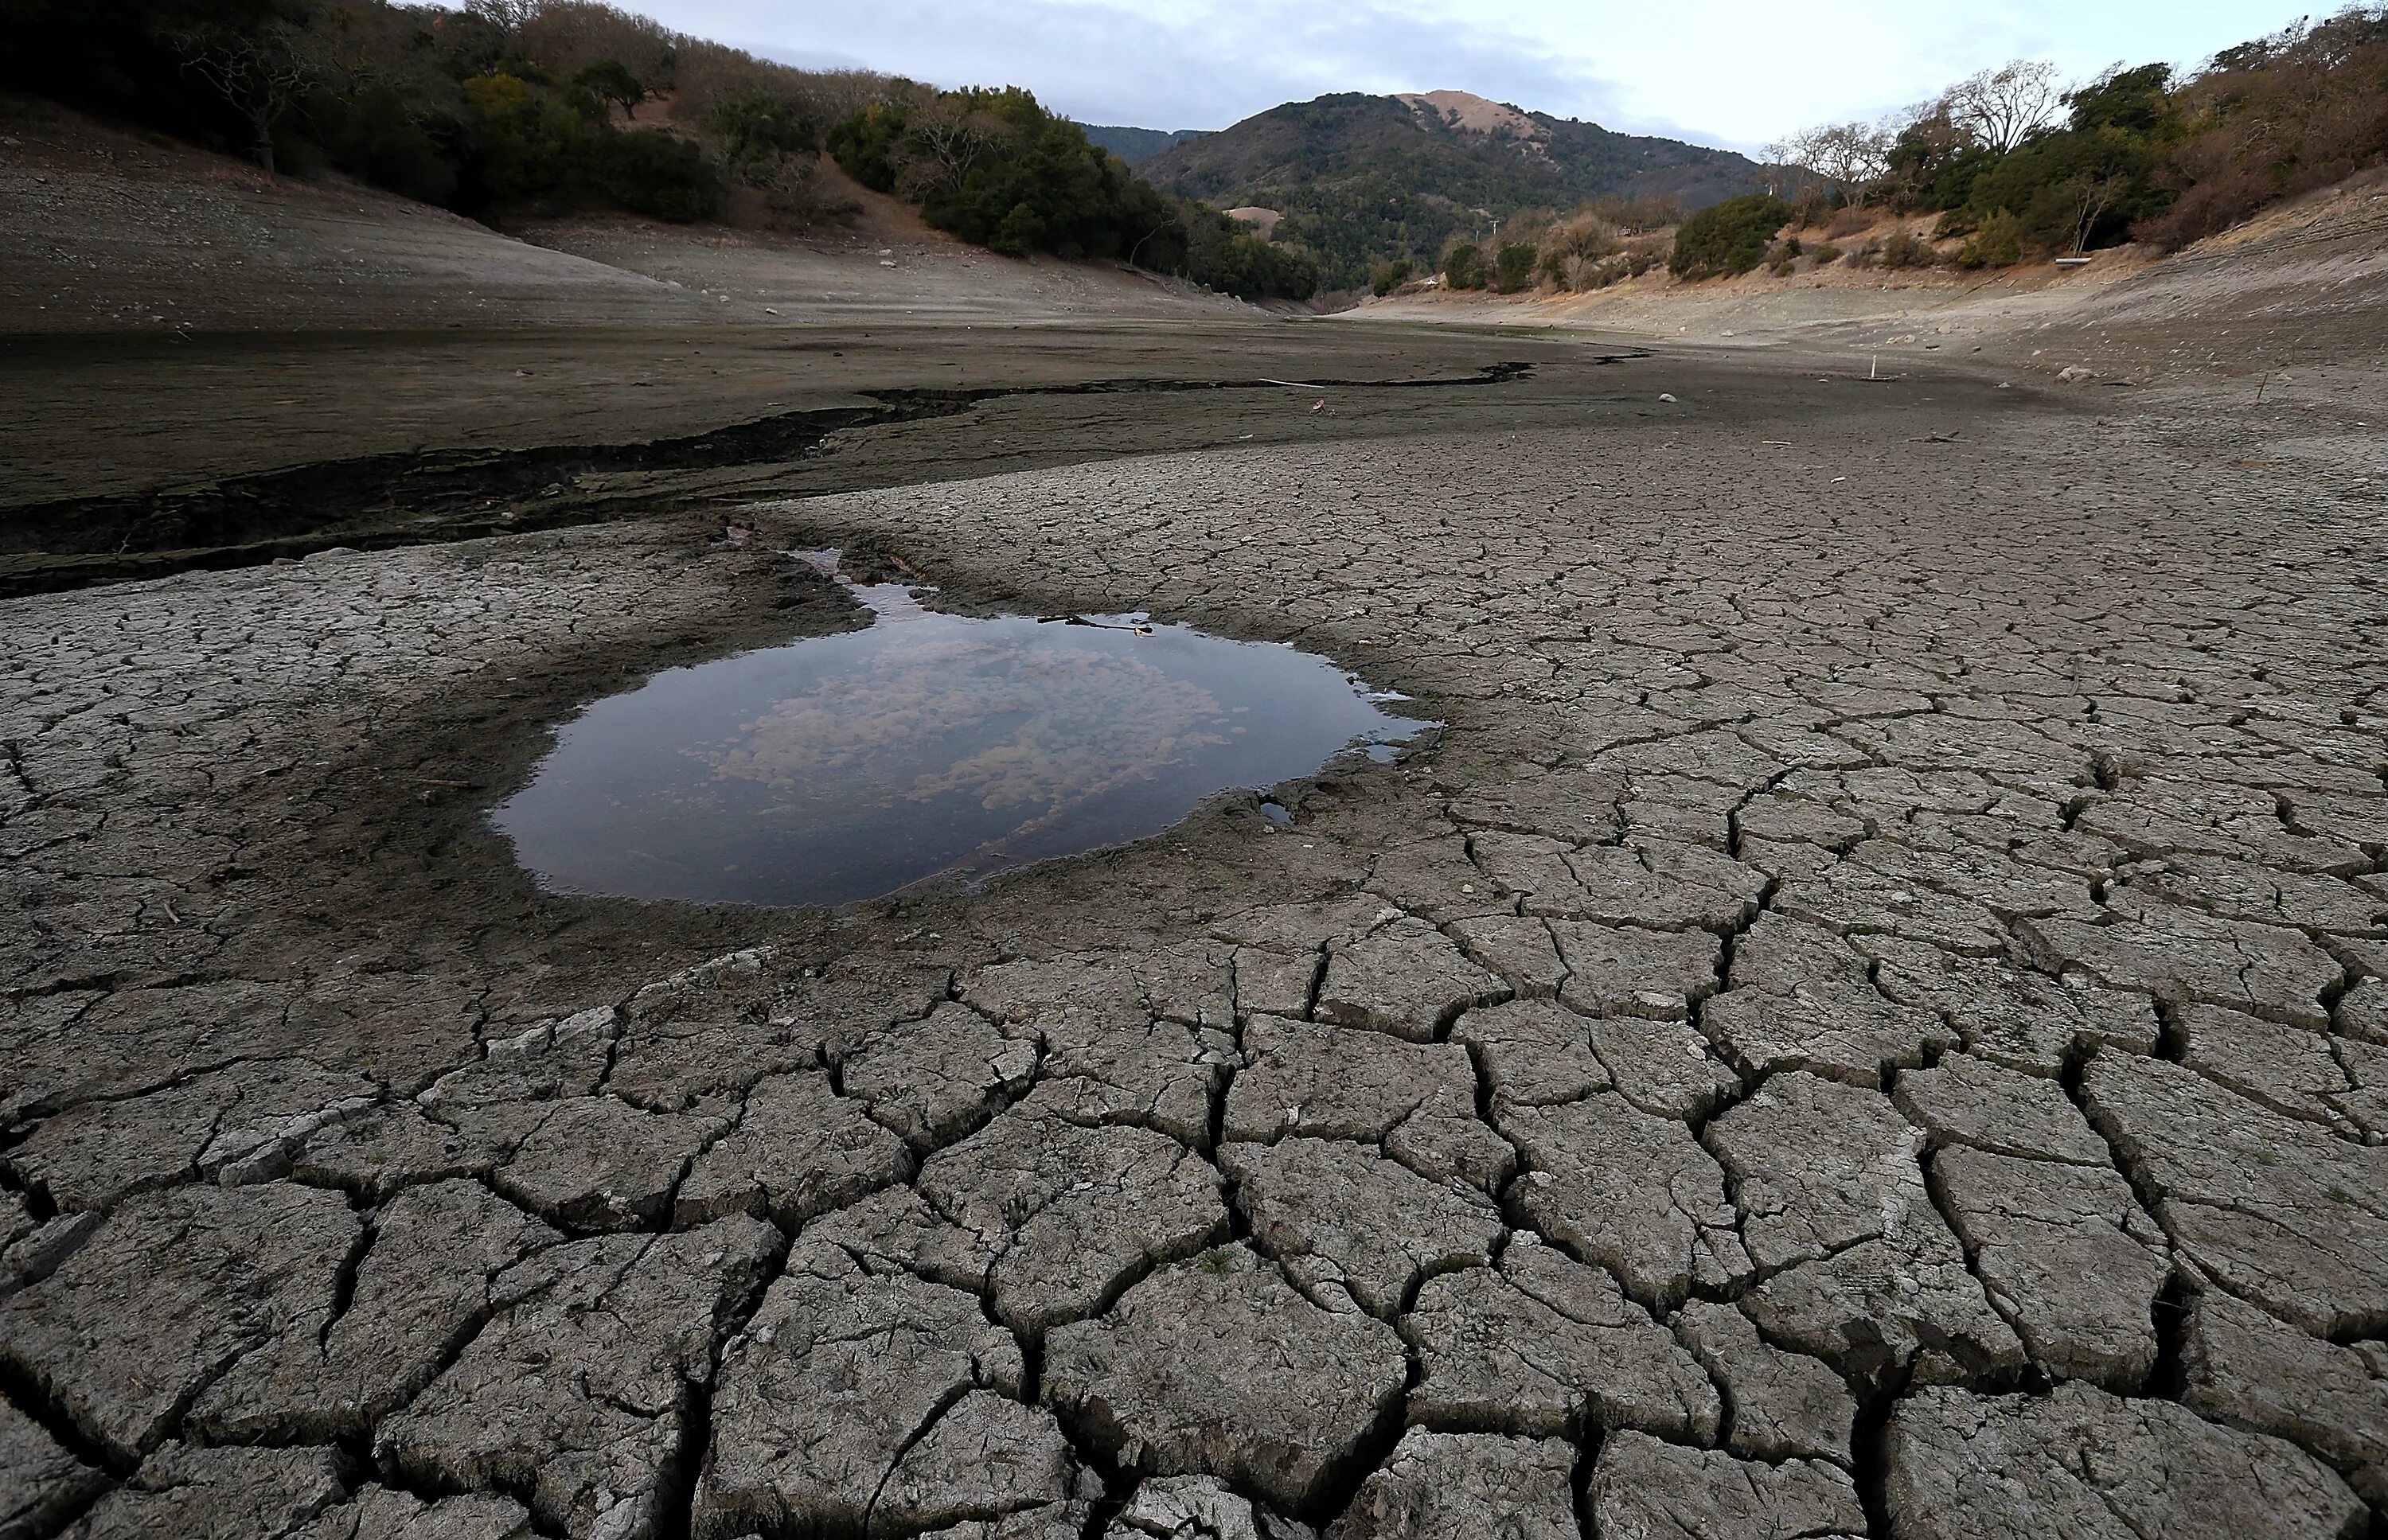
<box><xmin>633</xmin><ymin>0</ymin><xmax>2315</xmax><ymax>151</ymax></box>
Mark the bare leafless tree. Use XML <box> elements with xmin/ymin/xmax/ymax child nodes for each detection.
<box><xmin>167</xmin><ymin>22</ymin><xmax>314</xmax><ymax>174</ymax></box>
<box><xmin>297</xmin><ymin>2</ymin><xmax>455</xmax><ymax>115</ymax></box>
<box><xmin>466</xmin><ymin>0</ymin><xmax>543</xmax><ymax>39</ymax></box>
<box><xmin>522</xmin><ymin>2</ymin><xmax>678</xmax><ymax>91</ymax></box>
<box><xmin>1767</xmin><ymin>119</ymin><xmax>1898</xmax><ymax>208</ymax></box>
<box><xmin>897</xmin><ymin>99</ymin><xmax>1007</xmax><ymax>200</ymax></box>
<box><xmin>1939</xmin><ymin>59</ymin><xmax>2065</xmax><ymax>152</ymax></box>
<box><xmin>2060</xmin><ymin>169</ymin><xmax>2131</xmax><ymax>253</ymax></box>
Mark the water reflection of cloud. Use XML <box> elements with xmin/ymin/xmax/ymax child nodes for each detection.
<box><xmin>704</xmin><ymin>632</ymin><xmax>1228</xmax><ymax>815</ymax></box>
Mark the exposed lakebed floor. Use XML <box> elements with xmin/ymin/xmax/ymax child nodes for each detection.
<box><xmin>2</xmin><ymin>359</ymin><xmax>2386</xmax><ymax>1540</ymax></box>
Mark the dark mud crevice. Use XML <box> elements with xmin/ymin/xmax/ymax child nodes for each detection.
<box><xmin>0</xmin><ymin>1354</ymin><xmax>133</xmax><ymax>1483</ymax></box>
<box><xmin>0</xmin><ymin>365</ymin><xmax>1547</xmax><ymax>598</ymax></box>
<box><xmin>1849</xmin><ymin>1369</ymin><xmax>1907</xmax><ymax>1540</ymax></box>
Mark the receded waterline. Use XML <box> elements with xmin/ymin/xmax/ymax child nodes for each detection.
<box><xmin>492</xmin><ymin>558</ymin><xmax>1434</xmax><ymax>906</ymax></box>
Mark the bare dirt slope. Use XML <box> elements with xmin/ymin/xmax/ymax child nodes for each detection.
<box><xmin>1354</xmin><ymin>173</ymin><xmax>2388</xmax><ymax>394</ymax></box>
<box><xmin>0</xmin><ymin>93</ymin><xmax>720</xmax><ymax>334</ymax></box>
<box><xmin>521</xmin><ymin>217</ymin><xmax>1250</xmax><ymax>326</ymax></box>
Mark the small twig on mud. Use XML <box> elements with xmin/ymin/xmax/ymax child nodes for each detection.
<box><xmin>411</xmin><ymin>777</ymin><xmax>477</xmax><ymax>789</ymax></box>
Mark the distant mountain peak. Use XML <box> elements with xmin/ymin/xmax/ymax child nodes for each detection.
<box><xmin>1137</xmin><ymin>89</ymin><xmax>1766</xmax><ymax>287</ymax></box>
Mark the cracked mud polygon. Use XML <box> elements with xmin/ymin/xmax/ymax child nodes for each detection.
<box><xmin>5</xmin><ymin>314</ymin><xmax>2387</xmax><ymax>1540</ymax></box>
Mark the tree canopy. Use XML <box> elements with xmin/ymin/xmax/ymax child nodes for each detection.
<box><xmin>829</xmin><ymin>85</ymin><xmax>1316</xmax><ymax>298</ymax></box>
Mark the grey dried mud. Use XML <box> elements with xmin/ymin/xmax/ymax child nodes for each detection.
<box><xmin>3</xmin><ymin>332</ymin><xmax>2384</xmax><ymax>1539</ymax></box>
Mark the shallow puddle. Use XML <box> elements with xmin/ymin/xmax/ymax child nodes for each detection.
<box><xmin>494</xmin><ymin>579</ymin><xmax>1430</xmax><ymax>906</ymax></box>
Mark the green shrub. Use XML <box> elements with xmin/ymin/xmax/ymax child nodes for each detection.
<box><xmin>1809</xmin><ymin>240</ymin><xmax>1843</xmax><ymax>264</ymax></box>
<box><xmin>1880</xmin><ymin>228</ymin><xmax>1934</xmax><ymax>268</ymax></box>
<box><xmin>1442</xmin><ymin>242</ymin><xmax>1486</xmax><ymax>290</ymax></box>
<box><xmin>459</xmin><ymin>72</ymin><xmax>588</xmax><ymax>207</ymax></box>
<box><xmin>710</xmin><ymin>92</ymin><xmax>824</xmax><ymax>168</ymax></box>
<box><xmin>1492</xmin><ymin>241</ymin><xmax>1538</xmax><ymax>293</ymax></box>
<box><xmin>1175</xmin><ymin>202</ymin><xmax>1321</xmax><ymax>301</ymax></box>
<box><xmin>1958</xmin><ymin>209</ymin><xmax>2023</xmax><ymax>267</ymax></box>
<box><xmin>1369</xmin><ymin>258</ymin><xmax>1413</xmax><ymax>296</ymax></box>
<box><xmin>1667</xmin><ymin>193</ymin><xmax>1793</xmax><ymax>279</ymax></box>
<box><xmin>576</xmin><ymin>128</ymin><xmax>722</xmax><ymax>221</ymax></box>
<box><xmin>823</xmin><ymin>101</ymin><xmax>907</xmax><ymax>192</ymax></box>
<box><xmin>573</xmin><ymin>60</ymin><xmax>646</xmax><ymax>120</ymax></box>
<box><xmin>322</xmin><ymin>83</ymin><xmax>459</xmax><ymax>206</ymax></box>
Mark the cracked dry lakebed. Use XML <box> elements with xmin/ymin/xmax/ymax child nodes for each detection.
<box><xmin>3</xmin><ymin>354</ymin><xmax>2387</xmax><ymax>1540</ymax></box>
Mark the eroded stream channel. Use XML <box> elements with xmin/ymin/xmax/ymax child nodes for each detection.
<box><xmin>494</xmin><ymin>572</ymin><xmax>1431</xmax><ymax>906</ymax></box>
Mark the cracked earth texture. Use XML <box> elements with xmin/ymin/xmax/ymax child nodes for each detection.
<box><xmin>2</xmin><ymin>364</ymin><xmax>2386</xmax><ymax>1540</ymax></box>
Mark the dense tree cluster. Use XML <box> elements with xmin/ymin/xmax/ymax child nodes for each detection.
<box><xmin>1666</xmin><ymin>195</ymin><xmax>1796</xmax><ymax>279</ymax></box>
<box><xmin>8</xmin><ymin>0</ymin><xmax>897</xmax><ymax>220</ymax></box>
<box><xmin>828</xmin><ymin>86</ymin><xmax>1316</xmax><ymax>298</ymax></box>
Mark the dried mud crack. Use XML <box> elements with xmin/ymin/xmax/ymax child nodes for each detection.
<box><xmin>5</xmin><ymin>360</ymin><xmax>2386</xmax><ymax>1540</ymax></box>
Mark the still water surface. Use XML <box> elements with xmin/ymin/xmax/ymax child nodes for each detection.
<box><xmin>494</xmin><ymin>583</ymin><xmax>1430</xmax><ymax>906</ymax></box>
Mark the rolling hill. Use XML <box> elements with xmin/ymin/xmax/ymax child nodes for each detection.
<box><xmin>1137</xmin><ymin>90</ymin><xmax>1770</xmax><ymax>287</ymax></box>
<box><xmin>1079</xmin><ymin>124</ymin><xmax>1212</xmax><ymax>162</ymax></box>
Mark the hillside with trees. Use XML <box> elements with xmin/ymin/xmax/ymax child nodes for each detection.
<box><xmin>1760</xmin><ymin>7</ymin><xmax>2388</xmax><ymax>267</ymax></box>
<box><xmin>829</xmin><ymin>88</ymin><xmax>1316</xmax><ymax>298</ymax></box>
<box><xmin>6</xmin><ymin>0</ymin><xmax>1316</xmax><ymax>298</ymax></box>
<box><xmin>1136</xmin><ymin>91</ymin><xmax>1770</xmax><ymax>287</ymax></box>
